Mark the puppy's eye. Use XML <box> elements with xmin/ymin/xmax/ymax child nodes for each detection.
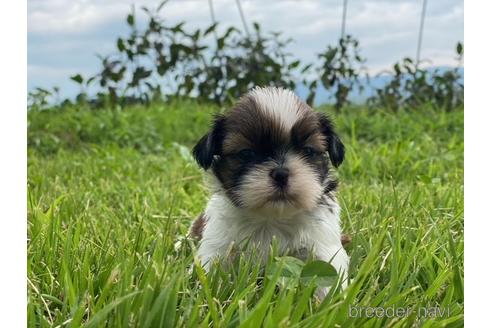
<box><xmin>302</xmin><ymin>146</ymin><xmax>317</xmax><ymax>157</ymax></box>
<box><xmin>237</xmin><ymin>149</ymin><xmax>256</xmax><ymax>161</ymax></box>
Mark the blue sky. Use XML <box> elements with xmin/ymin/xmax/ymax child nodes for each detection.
<box><xmin>28</xmin><ymin>0</ymin><xmax>463</xmax><ymax>98</ymax></box>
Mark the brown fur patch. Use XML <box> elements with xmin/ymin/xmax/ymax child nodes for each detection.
<box><xmin>341</xmin><ymin>233</ymin><xmax>352</xmax><ymax>248</ymax></box>
<box><xmin>222</xmin><ymin>133</ymin><xmax>254</xmax><ymax>155</ymax></box>
<box><xmin>190</xmin><ymin>213</ymin><xmax>208</xmax><ymax>240</ymax></box>
<box><xmin>221</xmin><ymin>94</ymin><xmax>291</xmax><ymax>155</ymax></box>
<box><xmin>290</xmin><ymin>111</ymin><xmax>327</xmax><ymax>152</ymax></box>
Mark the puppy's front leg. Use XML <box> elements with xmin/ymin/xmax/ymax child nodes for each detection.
<box><xmin>313</xmin><ymin>244</ymin><xmax>349</xmax><ymax>300</ymax></box>
<box><xmin>193</xmin><ymin>217</ymin><xmax>235</xmax><ymax>272</ymax></box>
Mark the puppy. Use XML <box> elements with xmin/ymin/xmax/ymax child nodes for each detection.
<box><xmin>190</xmin><ymin>86</ymin><xmax>349</xmax><ymax>292</ymax></box>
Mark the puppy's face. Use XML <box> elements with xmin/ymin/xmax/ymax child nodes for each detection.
<box><xmin>193</xmin><ymin>87</ymin><xmax>344</xmax><ymax>214</ymax></box>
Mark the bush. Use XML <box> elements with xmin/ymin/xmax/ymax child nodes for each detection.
<box><xmin>368</xmin><ymin>43</ymin><xmax>463</xmax><ymax>111</ymax></box>
<box><xmin>67</xmin><ymin>2</ymin><xmax>301</xmax><ymax>107</ymax></box>
<box><xmin>306</xmin><ymin>35</ymin><xmax>366</xmax><ymax>110</ymax></box>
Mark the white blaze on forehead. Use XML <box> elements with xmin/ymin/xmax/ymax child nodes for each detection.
<box><xmin>249</xmin><ymin>87</ymin><xmax>304</xmax><ymax>130</ymax></box>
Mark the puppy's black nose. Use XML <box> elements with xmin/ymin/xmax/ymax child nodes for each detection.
<box><xmin>270</xmin><ymin>167</ymin><xmax>290</xmax><ymax>187</ymax></box>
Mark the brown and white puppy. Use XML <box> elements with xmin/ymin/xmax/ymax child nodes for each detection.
<box><xmin>190</xmin><ymin>86</ymin><xmax>349</xmax><ymax>291</ymax></box>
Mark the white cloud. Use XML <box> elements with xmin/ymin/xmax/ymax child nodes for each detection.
<box><xmin>28</xmin><ymin>0</ymin><xmax>126</xmax><ymax>34</ymax></box>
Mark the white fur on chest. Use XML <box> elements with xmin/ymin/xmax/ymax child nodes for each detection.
<box><xmin>197</xmin><ymin>193</ymin><xmax>349</xmax><ymax>283</ymax></box>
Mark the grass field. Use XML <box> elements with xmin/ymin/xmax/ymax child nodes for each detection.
<box><xmin>27</xmin><ymin>102</ymin><xmax>464</xmax><ymax>327</ymax></box>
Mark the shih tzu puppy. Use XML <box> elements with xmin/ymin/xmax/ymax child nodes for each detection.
<box><xmin>190</xmin><ymin>86</ymin><xmax>349</xmax><ymax>290</ymax></box>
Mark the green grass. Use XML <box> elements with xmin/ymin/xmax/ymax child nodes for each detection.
<box><xmin>27</xmin><ymin>103</ymin><xmax>463</xmax><ymax>327</ymax></box>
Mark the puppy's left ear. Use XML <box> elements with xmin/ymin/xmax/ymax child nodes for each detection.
<box><xmin>317</xmin><ymin>113</ymin><xmax>345</xmax><ymax>167</ymax></box>
<box><xmin>193</xmin><ymin>115</ymin><xmax>226</xmax><ymax>170</ymax></box>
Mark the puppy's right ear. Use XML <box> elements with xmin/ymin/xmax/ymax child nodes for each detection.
<box><xmin>192</xmin><ymin>115</ymin><xmax>226</xmax><ymax>170</ymax></box>
<box><xmin>317</xmin><ymin>113</ymin><xmax>345</xmax><ymax>168</ymax></box>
